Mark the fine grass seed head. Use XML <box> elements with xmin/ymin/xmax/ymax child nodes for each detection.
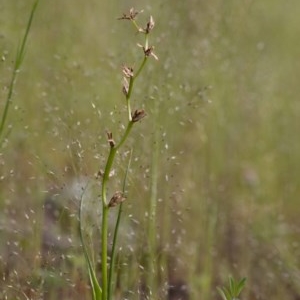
<box><xmin>108</xmin><ymin>191</ymin><xmax>126</xmax><ymax>208</ymax></box>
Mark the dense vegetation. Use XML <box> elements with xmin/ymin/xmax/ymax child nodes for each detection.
<box><xmin>1</xmin><ymin>0</ymin><xmax>300</xmax><ymax>299</ymax></box>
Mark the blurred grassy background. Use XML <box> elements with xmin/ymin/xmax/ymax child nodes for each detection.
<box><xmin>1</xmin><ymin>0</ymin><xmax>300</xmax><ymax>299</ymax></box>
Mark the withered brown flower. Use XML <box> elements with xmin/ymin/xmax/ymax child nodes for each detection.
<box><xmin>131</xmin><ymin>109</ymin><xmax>146</xmax><ymax>122</ymax></box>
<box><xmin>145</xmin><ymin>16</ymin><xmax>155</xmax><ymax>34</ymax></box>
<box><xmin>122</xmin><ymin>77</ymin><xmax>129</xmax><ymax>96</ymax></box>
<box><xmin>138</xmin><ymin>44</ymin><xmax>158</xmax><ymax>60</ymax></box>
<box><xmin>118</xmin><ymin>8</ymin><xmax>142</xmax><ymax>21</ymax></box>
<box><xmin>108</xmin><ymin>191</ymin><xmax>126</xmax><ymax>208</ymax></box>
<box><xmin>106</xmin><ymin>131</ymin><xmax>115</xmax><ymax>148</ymax></box>
<box><xmin>122</xmin><ymin>65</ymin><xmax>134</xmax><ymax>78</ymax></box>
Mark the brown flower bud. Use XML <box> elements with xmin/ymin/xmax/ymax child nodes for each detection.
<box><xmin>144</xmin><ymin>46</ymin><xmax>158</xmax><ymax>60</ymax></box>
<box><xmin>122</xmin><ymin>65</ymin><xmax>134</xmax><ymax>78</ymax></box>
<box><xmin>108</xmin><ymin>191</ymin><xmax>126</xmax><ymax>208</ymax></box>
<box><xmin>138</xmin><ymin>44</ymin><xmax>158</xmax><ymax>60</ymax></box>
<box><xmin>145</xmin><ymin>16</ymin><xmax>155</xmax><ymax>33</ymax></box>
<box><xmin>131</xmin><ymin>109</ymin><xmax>146</xmax><ymax>122</ymax></box>
<box><xmin>118</xmin><ymin>8</ymin><xmax>142</xmax><ymax>21</ymax></box>
<box><xmin>122</xmin><ymin>77</ymin><xmax>129</xmax><ymax>96</ymax></box>
<box><xmin>107</xmin><ymin>131</ymin><xmax>115</xmax><ymax>148</ymax></box>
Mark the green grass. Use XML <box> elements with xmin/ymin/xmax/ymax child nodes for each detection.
<box><xmin>1</xmin><ymin>0</ymin><xmax>300</xmax><ymax>299</ymax></box>
<box><xmin>0</xmin><ymin>0</ymin><xmax>39</xmax><ymax>144</ymax></box>
<box><xmin>217</xmin><ymin>276</ymin><xmax>246</xmax><ymax>300</ymax></box>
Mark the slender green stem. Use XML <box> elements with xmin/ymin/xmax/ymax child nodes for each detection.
<box><xmin>115</xmin><ymin>122</ymin><xmax>134</xmax><ymax>151</ymax></box>
<box><xmin>80</xmin><ymin>183</ymin><xmax>102</xmax><ymax>300</ymax></box>
<box><xmin>131</xmin><ymin>20</ymin><xmax>141</xmax><ymax>32</ymax></box>
<box><xmin>107</xmin><ymin>201</ymin><xmax>122</xmax><ymax>300</ymax></box>
<box><xmin>100</xmin><ymin>17</ymin><xmax>153</xmax><ymax>300</ymax></box>
<box><xmin>126</xmin><ymin>98</ymin><xmax>132</xmax><ymax>121</ymax></box>
<box><xmin>102</xmin><ymin>148</ymin><xmax>117</xmax><ymax>200</ymax></box>
<box><xmin>0</xmin><ymin>0</ymin><xmax>39</xmax><ymax>142</ymax></box>
<box><xmin>101</xmin><ymin>123</ymin><xmax>133</xmax><ymax>195</ymax></box>
<box><xmin>144</xmin><ymin>34</ymin><xmax>149</xmax><ymax>51</ymax></box>
<box><xmin>108</xmin><ymin>150</ymin><xmax>133</xmax><ymax>300</ymax></box>
<box><xmin>101</xmin><ymin>122</ymin><xmax>133</xmax><ymax>300</ymax></box>
<box><xmin>101</xmin><ymin>203</ymin><xmax>109</xmax><ymax>300</ymax></box>
<box><xmin>101</xmin><ymin>146</ymin><xmax>116</xmax><ymax>300</ymax></box>
<box><xmin>135</xmin><ymin>57</ymin><xmax>148</xmax><ymax>79</ymax></box>
<box><xmin>126</xmin><ymin>76</ymin><xmax>134</xmax><ymax>121</ymax></box>
<box><xmin>147</xmin><ymin>96</ymin><xmax>159</xmax><ymax>295</ymax></box>
<box><xmin>126</xmin><ymin>56</ymin><xmax>147</xmax><ymax>122</ymax></box>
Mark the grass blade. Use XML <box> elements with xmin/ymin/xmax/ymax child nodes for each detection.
<box><xmin>108</xmin><ymin>149</ymin><xmax>133</xmax><ymax>300</ymax></box>
<box><xmin>0</xmin><ymin>0</ymin><xmax>40</xmax><ymax>143</ymax></box>
<box><xmin>79</xmin><ymin>183</ymin><xmax>102</xmax><ymax>300</ymax></box>
<box><xmin>216</xmin><ymin>287</ymin><xmax>228</xmax><ymax>300</ymax></box>
<box><xmin>229</xmin><ymin>276</ymin><xmax>235</xmax><ymax>295</ymax></box>
<box><xmin>236</xmin><ymin>277</ymin><xmax>247</xmax><ymax>296</ymax></box>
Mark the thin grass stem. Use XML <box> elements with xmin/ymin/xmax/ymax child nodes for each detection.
<box><xmin>100</xmin><ymin>122</ymin><xmax>133</xmax><ymax>300</ymax></box>
<box><xmin>79</xmin><ymin>183</ymin><xmax>102</xmax><ymax>300</ymax></box>
<box><xmin>115</xmin><ymin>122</ymin><xmax>134</xmax><ymax>151</ymax></box>
<box><xmin>147</xmin><ymin>96</ymin><xmax>160</xmax><ymax>295</ymax></box>
<box><xmin>98</xmin><ymin>11</ymin><xmax>156</xmax><ymax>300</ymax></box>
<box><xmin>108</xmin><ymin>150</ymin><xmax>133</xmax><ymax>300</ymax></box>
<box><xmin>101</xmin><ymin>204</ymin><xmax>109</xmax><ymax>300</ymax></box>
<box><xmin>134</xmin><ymin>57</ymin><xmax>148</xmax><ymax>79</ymax></box>
<box><xmin>0</xmin><ymin>0</ymin><xmax>39</xmax><ymax>143</ymax></box>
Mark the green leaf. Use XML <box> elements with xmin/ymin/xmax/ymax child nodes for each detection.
<box><xmin>223</xmin><ymin>287</ymin><xmax>231</xmax><ymax>299</ymax></box>
<box><xmin>217</xmin><ymin>276</ymin><xmax>246</xmax><ymax>300</ymax></box>
<box><xmin>229</xmin><ymin>276</ymin><xmax>235</xmax><ymax>295</ymax></box>
<box><xmin>236</xmin><ymin>277</ymin><xmax>247</xmax><ymax>296</ymax></box>
<box><xmin>217</xmin><ymin>287</ymin><xmax>228</xmax><ymax>300</ymax></box>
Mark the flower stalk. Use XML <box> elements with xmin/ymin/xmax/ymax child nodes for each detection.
<box><xmin>79</xmin><ymin>8</ymin><xmax>157</xmax><ymax>300</ymax></box>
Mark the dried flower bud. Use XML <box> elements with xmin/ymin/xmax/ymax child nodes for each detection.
<box><xmin>138</xmin><ymin>44</ymin><xmax>159</xmax><ymax>60</ymax></box>
<box><xmin>107</xmin><ymin>131</ymin><xmax>115</xmax><ymax>147</ymax></box>
<box><xmin>144</xmin><ymin>46</ymin><xmax>158</xmax><ymax>60</ymax></box>
<box><xmin>122</xmin><ymin>65</ymin><xmax>134</xmax><ymax>78</ymax></box>
<box><xmin>108</xmin><ymin>191</ymin><xmax>126</xmax><ymax>208</ymax></box>
<box><xmin>118</xmin><ymin>8</ymin><xmax>142</xmax><ymax>21</ymax></box>
<box><xmin>132</xmin><ymin>109</ymin><xmax>146</xmax><ymax>122</ymax></box>
<box><xmin>122</xmin><ymin>77</ymin><xmax>129</xmax><ymax>96</ymax></box>
<box><xmin>96</xmin><ymin>170</ymin><xmax>104</xmax><ymax>179</ymax></box>
<box><xmin>145</xmin><ymin>16</ymin><xmax>155</xmax><ymax>33</ymax></box>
